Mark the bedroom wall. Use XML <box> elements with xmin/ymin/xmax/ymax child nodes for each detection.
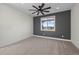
<box><xmin>71</xmin><ymin>4</ymin><xmax>79</xmax><ymax>48</ymax></box>
<box><xmin>0</xmin><ymin>4</ymin><xmax>33</xmax><ymax>47</ymax></box>
<box><xmin>33</xmin><ymin>10</ymin><xmax>71</xmax><ymax>40</ymax></box>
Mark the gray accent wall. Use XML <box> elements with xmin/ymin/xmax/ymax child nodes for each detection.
<box><xmin>33</xmin><ymin>10</ymin><xmax>71</xmax><ymax>40</ymax></box>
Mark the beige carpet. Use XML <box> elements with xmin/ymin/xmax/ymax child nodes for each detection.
<box><xmin>0</xmin><ymin>36</ymin><xmax>79</xmax><ymax>55</ymax></box>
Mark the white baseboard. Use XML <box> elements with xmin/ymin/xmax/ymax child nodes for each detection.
<box><xmin>71</xmin><ymin>40</ymin><xmax>79</xmax><ymax>49</ymax></box>
<box><xmin>33</xmin><ymin>35</ymin><xmax>71</xmax><ymax>42</ymax></box>
<box><xmin>0</xmin><ymin>34</ymin><xmax>33</xmax><ymax>48</ymax></box>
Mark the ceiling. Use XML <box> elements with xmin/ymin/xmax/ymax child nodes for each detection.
<box><xmin>7</xmin><ymin>3</ymin><xmax>75</xmax><ymax>17</ymax></box>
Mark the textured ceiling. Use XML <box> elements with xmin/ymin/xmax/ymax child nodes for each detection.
<box><xmin>7</xmin><ymin>3</ymin><xmax>75</xmax><ymax>17</ymax></box>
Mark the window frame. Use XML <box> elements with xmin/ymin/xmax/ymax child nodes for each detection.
<box><xmin>40</xmin><ymin>16</ymin><xmax>56</xmax><ymax>31</ymax></box>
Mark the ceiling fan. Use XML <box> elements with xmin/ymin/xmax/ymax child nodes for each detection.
<box><xmin>29</xmin><ymin>3</ymin><xmax>51</xmax><ymax>15</ymax></box>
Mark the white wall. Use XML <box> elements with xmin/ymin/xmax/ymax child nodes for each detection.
<box><xmin>71</xmin><ymin>4</ymin><xmax>79</xmax><ymax>48</ymax></box>
<box><xmin>0</xmin><ymin>4</ymin><xmax>33</xmax><ymax>47</ymax></box>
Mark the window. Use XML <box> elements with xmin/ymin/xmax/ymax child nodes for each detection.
<box><xmin>41</xmin><ymin>16</ymin><xmax>55</xmax><ymax>31</ymax></box>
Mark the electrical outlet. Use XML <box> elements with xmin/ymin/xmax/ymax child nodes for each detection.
<box><xmin>61</xmin><ymin>34</ymin><xmax>64</xmax><ymax>38</ymax></box>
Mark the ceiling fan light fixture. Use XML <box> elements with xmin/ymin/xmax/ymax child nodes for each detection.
<box><xmin>29</xmin><ymin>3</ymin><xmax>51</xmax><ymax>15</ymax></box>
<box><xmin>56</xmin><ymin>7</ymin><xmax>60</xmax><ymax>10</ymax></box>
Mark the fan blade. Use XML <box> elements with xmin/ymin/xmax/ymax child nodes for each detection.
<box><xmin>41</xmin><ymin>11</ymin><xmax>44</xmax><ymax>15</ymax></box>
<box><xmin>33</xmin><ymin>5</ymin><xmax>38</xmax><ymax>10</ymax></box>
<box><xmin>40</xmin><ymin>3</ymin><xmax>45</xmax><ymax>8</ymax></box>
<box><xmin>29</xmin><ymin>9</ymin><xmax>36</xmax><ymax>11</ymax></box>
<box><xmin>43</xmin><ymin>10</ymin><xmax>49</xmax><ymax>12</ymax></box>
<box><xmin>37</xmin><ymin>11</ymin><xmax>39</xmax><ymax>15</ymax></box>
<box><xmin>43</xmin><ymin>7</ymin><xmax>51</xmax><ymax>10</ymax></box>
<box><xmin>32</xmin><ymin>11</ymin><xmax>37</xmax><ymax>14</ymax></box>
